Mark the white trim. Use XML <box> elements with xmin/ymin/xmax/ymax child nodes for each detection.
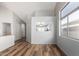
<box><xmin>58</xmin><ymin>2</ymin><xmax>69</xmax><ymax>37</ymax></box>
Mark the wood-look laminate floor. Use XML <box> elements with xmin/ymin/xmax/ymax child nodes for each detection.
<box><xmin>0</xmin><ymin>39</ymin><xmax>65</xmax><ymax>56</ymax></box>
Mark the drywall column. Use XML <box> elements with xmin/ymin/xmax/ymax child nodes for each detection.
<box><xmin>26</xmin><ymin>16</ymin><xmax>31</xmax><ymax>43</ymax></box>
<box><xmin>31</xmin><ymin>17</ymin><xmax>56</xmax><ymax>44</ymax></box>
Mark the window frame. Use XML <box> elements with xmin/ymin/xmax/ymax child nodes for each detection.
<box><xmin>61</xmin><ymin>17</ymin><xmax>68</xmax><ymax>37</ymax></box>
<box><xmin>59</xmin><ymin>2</ymin><xmax>69</xmax><ymax>37</ymax></box>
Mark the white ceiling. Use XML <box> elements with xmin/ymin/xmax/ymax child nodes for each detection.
<box><xmin>1</xmin><ymin>2</ymin><xmax>56</xmax><ymax>22</ymax></box>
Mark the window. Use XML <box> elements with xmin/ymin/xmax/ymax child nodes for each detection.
<box><xmin>60</xmin><ymin>2</ymin><xmax>79</xmax><ymax>40</ymax></box>
<box><xmin>68</xmin><ymin>10</ymin><xmax>79</xmax><ymax>39</ymax></box>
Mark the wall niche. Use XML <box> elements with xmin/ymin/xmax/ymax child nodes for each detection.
<box><xmin>3</xmin><ymin>23</ymin><xmax>11</xmax><ymax>36</ymax></box>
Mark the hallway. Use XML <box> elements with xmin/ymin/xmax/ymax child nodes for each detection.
<box><xmin>0</xmin><ymin>2</ymin><xmax>79</xmax><ymax>56</ymax></box>
<box><xmin>0</xmin><ymin>39</ymin><xmax>65</xmax><ymax>56</ymax></box>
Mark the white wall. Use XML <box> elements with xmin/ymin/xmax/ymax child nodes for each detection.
<box><xmin>0</xmin><ymin>6</ymin><xmax>13</xmax><ymax>36</ymax></box>
<box><xmin>13</xmin><ymin>21</ymin><xmax>22</xmax><ymax>41</ymax></box>
<box><xmin>0</xmin><ymin>5</ymin><xmax>24</xmax><ymax>51</ymax></box>
<box><xmin>12</xmin><ymin>13</ymin><xmax>24</xmax><ymax>41</ymax></box>
<box><xmin>21</xmin><ymin>24</ymin><xmax>26</xmax><ymax>37</ymax></box>
<box><xmin>0</xmin><ymin>35</ymin><xmax>14</xmax><ymax>51</ymax></box>
<box><xmin>13</xmin><ymin>19</ymin><xmax>22</xmax><ymax>41</ymax></box>
<box><xmin>55</xmin><ymin>2</ymin><xmax>79</xmax><ymax>56</ymax></box>
<box><xmin>26</xmin><ymin>16</ymin><xmax>31</xmax><ymax>43</ymax></box>
<box><xmin>0</xmin><ymin>8</ymin><xmax>23</xmax><ymax>41</ymax></box>
<box><xmin>0</xmin><ymin>6</ymin><xmax>15</xmax><ymax>51</ymax></box>
<box><xmin>31</xmin><ymin>17</ymin><xmax>56</xmax><ymax>44</ymax></box>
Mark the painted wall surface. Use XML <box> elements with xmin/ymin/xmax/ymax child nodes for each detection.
<box><xmin>13</xmin><ymin>13</ymin><xmax>24</xmax><ymax>41</ymax></box>
<box><xmin>0</xmin><ymin>6</ymin><xmax>24</xmax><ymax>51</ymax></box>
<box><xmin>13</xmin><ymin>19</ymin><xmax>22</xmax><ymax>41</ymax></box>
<box><xmin>55</xmin><ymin>2</ymin><xmax>79</xmax><ymax>56</ymax></box>
<box><xmin>0</xmin><ymin>6</ymin><xmax>15</xmax><ymax>51</ymax></box>
<box><xmin>0</xmin><ymin>6</ymin><xmax>13</xmax><ymax>36</ymax></box>
<box><xmin>26</xmin><ymin>16</ymin><xmax>31</xmax><ymax>43</ymax></box>
<box><xmin>21</xmin><ymin>24</ymin><xmax>26</xmax><ymax>37</ymax></box>
<box><xmin>31</xmin><ymin>17</ymin><xmax>56</xmax><ymax>44</ymax></box>
<box><xmin>0</xmin><ymin>35</ymin><xmax>15</xmax><ymax>51</ymax></box>
<box><xmin>0</xmin><ymin>6</ymin><xmax>23</xmax><ymax>40</ymax></box>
